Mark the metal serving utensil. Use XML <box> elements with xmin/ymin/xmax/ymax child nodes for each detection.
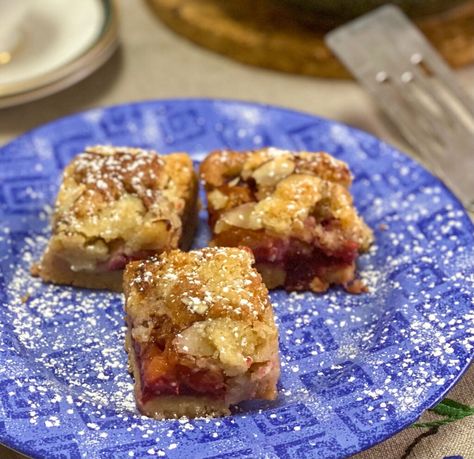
<box><xmin>326</xmin><ymin>5</ymin><xmax>474</xmax><ymax>211</ymax></box>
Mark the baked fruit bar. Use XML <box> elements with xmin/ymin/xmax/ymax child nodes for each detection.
<box><xmin>32</xmin><ymin>146</ymin><xmax>198</xmax><ymax>291</ymax></box>
<box><xmin>124</xmin><ymin>247</ymin><xmax>280</xmax><ymax>419</ymax></box>
<box><xmin>200</xmin><ymin>148</ymin><xmax>373</xmax><ymax>293</ymax></box>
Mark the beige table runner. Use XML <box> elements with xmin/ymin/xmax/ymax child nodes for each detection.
<box><xmin>1</xmin><ymin>1</ymin><xmax>473</xmax><ymax>457</ymax></box>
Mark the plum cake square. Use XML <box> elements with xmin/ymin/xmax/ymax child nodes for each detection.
<box><xmin>32</xmin><ymin>146</ymin><xmax>198</xmax><ymax>291</ymax></box>
<box><xmin>124</xmin><ymin>247</ymin><xmax>280</xmax><ymax>419</ymax></box>
<box><xmin>200</xmin><ymin>148</ymin><xmax>373</xmax><ymax>293</ymax></box>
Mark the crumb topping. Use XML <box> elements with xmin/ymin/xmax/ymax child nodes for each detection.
<box><xmin>49</xmin><ymin>146</ymin><xmax>196</xmax><ymax>254</ymax></box>
<box><xmin>73</xmin><ymin>146</ymin><xmax>167</xmax><ymax>209</ymax></box>
<box><xmin>125</xmin><ymin>247</ymin><xmax>270</xmax><ymax>332</ymax></box>
<box><xmin>124</xmin><ymin>247</ymin><xmax>278</xmax><ymax>379</ymax></box>
<box><xmin>201</xmin><ymin>148</ymin><xmax>352</xmax><ymax>189</ymax></box>
<box><xmin>200</xmin><ymin>148</ymin><xmax>372</xmax><ymax>251</ymax></box>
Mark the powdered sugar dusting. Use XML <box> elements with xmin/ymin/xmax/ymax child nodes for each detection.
<box><xmin>129</xmin><ymin>247</ymin><xmax>268</xmax><ymax>320</ymax></box>
<box><xmin>1</xmin><ymin>100</ymin><xmax>474</xmax><ymax>458</ymax></box>
<box><xmin>1</xmin><ymin>197</ymin><xmax>473</xmax><ymax>457</ymax></box>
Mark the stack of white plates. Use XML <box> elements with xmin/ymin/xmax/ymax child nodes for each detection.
<box><xmin>0</xmin><ymin>0</ymin><xmax>119</xmax><ymax>108</ymax></box>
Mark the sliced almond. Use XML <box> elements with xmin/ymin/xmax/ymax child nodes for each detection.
<box><xmin>173</xmin><ymin>321</ymin><xmax>215</xmax><ymax>357</ymax></box>
<box><xmin>252</xmin><ymin>155</ymin><xmax>295</xmax><ymax>188</ymax></box>
<box><xmin>214</xmin><ymin>202</ymin><xmax>262</xmax><ymax>233</ymax></box>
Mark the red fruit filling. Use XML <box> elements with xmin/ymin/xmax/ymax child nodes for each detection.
<box><xmin>135</xmin><ymin>343</ymin><xmax>226</xmax><ymax>403</ymax></box>
<box><xmin>98</xmin><ymin>250</ymin><xmax>156</xmax><ymax>272</ymax></box>
<box><xmin>212</xmin><ymin>227</ymin><xmax>359</xmax><ymax>290</ymax></box>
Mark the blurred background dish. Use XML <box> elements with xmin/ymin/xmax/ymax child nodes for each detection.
<box><xmin>0</xmin><ymin>0</ymin><xmax>118</xmax><ymax>108</ymax></box>
<box><xmin>148</xmin><ymin>0</ymin><xmax>474</xmax><ymax>78</ymax></box>
<box><xmin>0</xmin><ymin>1</ymin><xmax>26</xmax><ymax>65</ymax></box>
<box><xmin>279</xmin><ymin>0</ymin><xmax>468</xmax><ymax>21</ymax></box>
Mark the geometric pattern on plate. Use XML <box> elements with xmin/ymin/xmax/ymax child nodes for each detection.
<box><xmin>0</xmin><ymin>99</ymin><xmax>473</xmax><ymax>459</ymax></box>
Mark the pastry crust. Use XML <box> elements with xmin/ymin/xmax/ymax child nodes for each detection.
<box><xmin>126</xmin><ymin>330</ymin><xmax>231</xmax><ymax>418</ymax></box>
<box><xmin>124</xmin><ymin>247</ymin><xmax>280</xmax><ymax>419</ymax></box>
<box><xmin>200</xmin><ymin>148</ymin><xmax>373</xmax><ymax>292</ymax></box>
<box><xmin>32</xmin><ymin>146</ymin><xmax>198</xmax><ymax>291</ymax></box>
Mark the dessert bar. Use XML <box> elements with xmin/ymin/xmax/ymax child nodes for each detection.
<box><xmin>200</xmin><ymin>148</ymin><xmax>373</xmax><ymax>292</ymax></box>
<box><xmin>124</xmin><ymin>247</ymin><xmax>280</xmax><ymax>418</ymax></box>
<box><xmin>32</xmin><ymin>146</ymin><xmax>198</xmax><ymax>291</ymax></box>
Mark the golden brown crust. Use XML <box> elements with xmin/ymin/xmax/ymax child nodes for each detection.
<box><xmin>200</xmin><ymin>147</ymin><xmax>373</xmax><ymax>293</ymax></box>
<box><xmin>124</xmin><ymin>247</ymin><xmax>271</xmax><ymax>330</ymax></box>
<box><xmin>31</xmin><ymin>258</ymin><xmax>123</xmax><ymax>292</ymax></box>
<box><xmin>124</xmin><ymin>247</ymin><xmax>280</xmax><ymax>419</ymax></box>
<box><xmin>200</xmin><ymin>147</ymin><xmax>373</xmax><ymax>251</ymax></box>
<box><xmin>200</xmin><ymin>148</ymin><xmax>352</xmax><ymax>189</ymax></box>
<box><xmin>34</xmin><ymin>146</ymin><xmax>198</xmax><ymax>290</ymax></box>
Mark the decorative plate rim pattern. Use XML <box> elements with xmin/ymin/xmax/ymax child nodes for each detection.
<box><xmin>0</xmin><ymin>98</ymin><xmax>473</xmax><ymax>459</ymax></box>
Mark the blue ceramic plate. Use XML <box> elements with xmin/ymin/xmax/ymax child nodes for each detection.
<box><xmin>0</xmin><ymin>99</ymin><xmax>473</xmax><ymax>459</ymax></box>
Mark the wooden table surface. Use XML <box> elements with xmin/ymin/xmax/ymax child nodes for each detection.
<box><xmin>0</xmin><ymin>0</ymin><xmax>473</xmax><ymax>457</ymax></box>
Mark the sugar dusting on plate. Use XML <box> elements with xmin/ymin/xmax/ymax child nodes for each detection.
<box><xmin>1</xmin><ymin>190</ymin><xmax>473</xmax><ymax>458</ymax></box>
<box><xmin>1</xmin><ymin>100</ymin><xmax>474</xmax><ymax>458</ymax></box>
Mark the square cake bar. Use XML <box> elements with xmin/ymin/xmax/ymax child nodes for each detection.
<box><xmin>124</xmin><ymin>247</ymin><xmax>280</xmax><ymax>419</ymax></box>
<box><xmin>200</xmin><ymin>148</ymin><xmax>373</xmax><ymax>293</ymax></box>
<box><xmin>32</xmin><ymin>146</ymin><xmax>198</xmax><ymax>291</ymax></box>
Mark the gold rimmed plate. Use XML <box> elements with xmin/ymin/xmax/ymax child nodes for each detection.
<box><xmin>0</xmin><ymin>0</ymin><xmax>119</xmax><ymax>108</ymax></box>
